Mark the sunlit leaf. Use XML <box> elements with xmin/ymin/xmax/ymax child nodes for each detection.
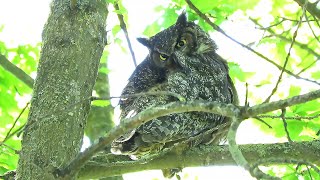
<box><xmin>228</xmin><ymin>62</ymin><xmax>255</xmax><ymax>82</ymax></box>
<box><xmin>288</xmin><ymin>85</ymin><xmax>301</xmax><ymax>98</ymax></box>
<box><xmin>311</xmin><ymin>71</ymin><xmax>320</xmax><ymax>80</ymax></box>
<box><xmin>112</xmin><ymin>25</ymin><xmax>121</xmax><ymax>36</ymax></box>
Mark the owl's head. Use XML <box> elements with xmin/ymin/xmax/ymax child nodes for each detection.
<box><xmin>137</xmin><ymin>12</ymin><xmax>217</xmax><ymax>70</ymax></box>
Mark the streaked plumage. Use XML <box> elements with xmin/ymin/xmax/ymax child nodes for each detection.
<box><xmin>111</xmin><ymin>13</ymin><xmax>237</xmax><ymax>164</ymax></box>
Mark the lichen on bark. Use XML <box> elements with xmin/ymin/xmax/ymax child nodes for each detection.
<box><xmin>16</xmin><ymin>1</ymin><xmax>108</xmax><ymax>179</ymax></box>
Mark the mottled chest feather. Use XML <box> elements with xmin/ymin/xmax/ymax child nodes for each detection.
<box><xmin>111</xmin><ymin>12</ymin><xmax>237</xmax><ymax>160</ymax></box>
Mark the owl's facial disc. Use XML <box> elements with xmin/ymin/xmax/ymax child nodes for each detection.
<box><xmin>175</xmin><ymin>31</ymin><xmax>196</xmax><ymax>53</ymax></box>
<box><xmin>151</xmin><ymin>51</ymin><xmax>173</xmax><ymax>69</ymax></box>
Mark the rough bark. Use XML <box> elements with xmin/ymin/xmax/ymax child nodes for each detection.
<box><xmin>294</xmin><ymin>0</ymin><xmax>320</xmax><ymax>19</ymax></box>
<box><xmin>16</xmin><ymin>0</ymin><xmax>108</xmax><ymax>179</ymax></box>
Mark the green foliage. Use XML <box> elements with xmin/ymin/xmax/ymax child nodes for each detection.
<box><xmin>264</xmin><ymin>164</ymin><xmax>320</xmax><ymax>180</ymax></box>
<box><xmin>311</xmin><ymin>71</ymin><xmax>320</xmax><ymax>79</ymax></box>
<box><xmin>288</xmin><ymin>85</ymin><xmax>301</xmax><ymax>98</ymax></box>
<box><xmin>85</xmin><ymin>50</ymin><xmax>114</xmax><ymax>142</ymax></box>
<box><xmin>0</xmin><ymin>43</ymin><xmax>34</xmax><ymax>174</ymax></box>
<box><xmin>228</xmin><ymin>62</ymin><xmax>255</xmax><ymax>82</ymax></box>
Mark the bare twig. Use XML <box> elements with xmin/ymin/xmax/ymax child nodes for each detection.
<box><xmin>264</xmin><ymin>2</ymin><xmax>308</xmax><ymax>103</ymax></box>
<box><xmin>304</xmin><ymin>165</ymin><xmax>314</xmax><ymax>180</ymax></box>
<box><xmin>3</xmin><ymin>123</ymin><xmax>26</xmax><ymax>141</ymax></box>
<box><xmin>280</xmin><ymin>108</ymin><xmax>293</xmax><ymax>142</ymax></box>
<box><xmin>250</xmin><ymin>18</ymin><xmax>320</xmax><ymax>86</ymax></box>
<box><xmin>252</xmin><ymin>17</ymin><xmax>320</xmax><ymax>61</ymax></box>
<box><xmin>305</xmin><ymin>13</ymin><xmax>320</xmax><ymax>42</ymax></box>
<box><xmin>0</xmin><ymin>54</ymin><xmax>34</xmax><ymax>88</ymax></box>
<box><xmin>257</xmin><ymin>17</ymin><xmax>317</xmax><ymax>30</ymax></box>
<box><xmin>253</xmin><ymin>117</ymin><xmax>273</xmax><ymax>129</ymax></box>
<box><xmin>259</xmin><ymin>18</ymin><xmax>287</xmax><ymax>29</ymax></box>
<box><xmin>296</xmin><ymin>59</ymin><xmax>319</xmax><ymax>75</ymax></box>
<box><xmin>1</xmin><ymin>143</ymin><xmax>18</xmax><ymax>152</ymax></box>
<box><xmin>185</xmin><ymin>0</ymin><xmax>320</xmax><ymax>86</ymax></box>
<box><xmin>257</xmin><ymin>114</ymin><xmax>320</xmax><ymax>120</ymax></box>
<box><xmin>113</xmin><ymin>2</ymin><xmax>137</xmax><ymax>67</ymax></box>
<box><xmin>312</xmin><ymin>14</ymin><xmax>320</xmax><ymax>28</ymax></box>
<box><xmin>245</xmin><ymin>83</ymin><xmax>249</xmax><ymax>107</ymax></box>
<box><xmin>1</xmin><ymin>102</ymin><xmax>30</xmax><ymax>144</ymax></box>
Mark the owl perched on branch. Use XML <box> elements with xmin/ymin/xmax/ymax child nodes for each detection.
<box><xmin>111</xmin><ymin>12</ymin><xmax>237</xmax><ymax>166</ymax></box>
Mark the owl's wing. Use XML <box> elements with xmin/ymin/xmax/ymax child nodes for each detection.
<box><xmin>111</xmin><ymin>51</ymin><xmax>237</xmax><ymax>158</ymax></box>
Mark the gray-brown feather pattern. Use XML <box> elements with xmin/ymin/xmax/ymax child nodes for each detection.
<box><xmin>111</xmin><ymin>13</ymin><xmax>237</xmax><ymax>159</ymax></box>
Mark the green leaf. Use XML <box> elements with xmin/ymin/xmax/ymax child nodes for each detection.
<box><xmin>162</xmin><ymin>8</ymin><xmax>179</xmax><ymax>28</ymax></box>
<box><xmin>99</xmin><ymin>67</ymin><xmax>110</xmax><ymax>74</ymax></box>
<box><xmin>255</xmin><ymin>79</ymin><xmax>272</xmax><ymax>87</ymax></box>
<box><xmin>192</xmin><ymin>0</ymin><xmax>220</xmax><ymax>13</ymax></box>
<box><xmin>112</xmin><ymin>25</ymin><xmax>121</xmax><ymax>36</ymax></box>
<box><xmin>114</xmin><ymin>9</ymin><xmax>127</xmax><ymax>15</ymax></box>
<box><xmin>282</xmin><ymin>173</ymin><xmax>299</xmax><ymax>180</ymax></box>
<box><xmin>311</xmin><ymin>71</ymin><xmax>320</xmax><ymax>79</ymax></box>
<box><xmin>293</xmin><ymin>100</ymin><xmax>320</xmax><ymax>116</ymax></box>
<box><xmin>288</xmin><ymin>85</ymin><xmax>301</xmax><ymax>98</ymax></box>
<box><xmin>143</xmin><ymin>20</ymin><xmax>162</xmax><ymax>36</ymax></box>
<box><xmin>91</xmin><ymin>100</ymin><xmax>110</xmax><ymax>107</ymax></box>
<box><xmin>105</xmin><ymin>0</ymin><xmax>115</xmax><ymax>3</ymax></box>
<box><xmin>228</xmin><ymin>62</ymin><xmax>255</xmax><ymax>82</ymax></box>
<box><xmin>285</xmin><ymin>120</ymin><xmax>304</xmax><ymax>140</ymax></box>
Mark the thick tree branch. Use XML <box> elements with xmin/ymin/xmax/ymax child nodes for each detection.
<box><xmin>58</xmin><ymin>89</ymin><xmax>320</xmax><ymax>178</ymax></box>
<box><xmin>77</xmin><ymin>140</ymin><xmax>320</xmax><ymax>179</ymax></box>
<box><xmin>294</xmin><ymin>0</ymin><xmax>320</xmax><ymax>19</ymax></box>
<box><xmin>58</xmin><ymin>101</ymin><xmax>239</xmax><ymax>178</ymax></box>
<box><xmin>0</xmin><ymin>54</ymin><xmax>34</xmax><ymax>88</ymax></box>
<box><xmin>17</xmin><ymin>0</ymin><xmax>109</xmax><ymax>179</ymax></box>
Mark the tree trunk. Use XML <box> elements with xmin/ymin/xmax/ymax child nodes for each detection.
<box><xmin>16</xmin><ymin>1</ymin><xmax>108</xmax><ymax>179</ymax></box>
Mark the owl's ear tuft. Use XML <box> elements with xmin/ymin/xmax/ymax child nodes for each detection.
<box><xmin>176</xmin><ymin>11</ymin><xmax>187</xmax><ymax>26</ymax></box>
<box><xmin>137</xmin><ymin>38</ymin><xmax>151</xmax><ymax>48</ymax></box>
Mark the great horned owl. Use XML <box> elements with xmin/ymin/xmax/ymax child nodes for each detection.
<box><xmin>111</xmin><ymin>13</ymin><xmax>237</xmax><ymax>161</ymax></box>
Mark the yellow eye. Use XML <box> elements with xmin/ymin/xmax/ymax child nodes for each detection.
<box><xmin>176</xmin><ymin>39</ymin><xmax>186</xmax><ymax>48</ymax></box>
<box><xmin>159</xmin><ymin>54</ymin><xmax>168</xmax><ymax>61</ymax></box>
